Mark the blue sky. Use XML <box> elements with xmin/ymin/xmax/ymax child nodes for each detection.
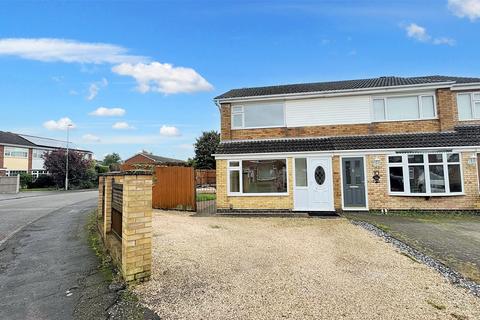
<box><xmin>0</xmin><ymin>0</ymin><xmax>479</xmax><ymax>161</ymax></box>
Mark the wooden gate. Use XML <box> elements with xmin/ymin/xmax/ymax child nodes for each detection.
<box><xmin>111</xmin><ymin>182</ymin><xmax>123</xmax><ymax>239</ymax></box>
<box><xmin>152</xmin><ymin>166</ymin><xmax>195</xmax><ymax>210</ymax></box>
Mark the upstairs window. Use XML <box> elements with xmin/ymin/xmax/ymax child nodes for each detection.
<box><xmin>457</xmin><ymin>92</ymin><xmax>480</xmax><ymax>120</ymax></box>
<box><xmin>388</xmin><ymin>152</ymin><xmax>463</xmax><ymax>196</ymax></box>
<box><xmin>372</xmin><ymin>94</ymin><xmax>436</xmax><ymax>122</ymax></box>
<box><xmin>4</xmin><ymin>147</ymin><xmax>28</xmax><ymax>158</ymax></box>
<box><xmin>231</xmin><ymin>103</ymin><xmax>285</xmax><ymax>129</ymax></box>
<box><xmin>33</xmin><ymin>149</ymin><xmax>46</xmax><ymax>159</ymax></box>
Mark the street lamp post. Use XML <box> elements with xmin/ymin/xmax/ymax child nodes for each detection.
<box><xmin>65</xmin><ymin>124</ymin><xmax>72</xmax><ymax>191</ymax></box>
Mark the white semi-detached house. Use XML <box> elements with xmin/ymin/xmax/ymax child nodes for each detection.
<box><xmin>0</xmin><ymin>131</ymin><xmax>93</xmax><ymax>177</ymax></box>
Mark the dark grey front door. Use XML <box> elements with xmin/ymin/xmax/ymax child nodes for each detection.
<box><xmin>342</xmin><ymin>157</ymin><xmax>366</xmax><ymax>208</ymax></box>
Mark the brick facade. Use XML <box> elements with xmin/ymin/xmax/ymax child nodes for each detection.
<box><xmin>366</xmin><ymin>152</ymin><xmax>480</xmax><ymax>210</ymax></box>
<box><xmin>27</xmin><ymin>148</ymin><xmax>32</xmax><ymax>171</ymax></box>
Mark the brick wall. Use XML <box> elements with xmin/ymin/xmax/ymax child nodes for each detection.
<box><xmin>216</xmin><ymin>159</ymin><xmax>294</xmax><ymax>211</ymax></box>
<box><xmin>366</xmin><ymin>152</ymin><xmax>480</xmax><ymax>210</ymax></box>
<box><xmin>436</xmin><ymin>88</ymin><xmax>458</xmax><ymax>131</ymax></box>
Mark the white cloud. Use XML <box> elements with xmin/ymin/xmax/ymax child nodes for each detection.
<box><xmin>43</xmin><ymin>117</ymin><xmax>76</xmax><ymax>130</ymax></box>
<box><xmin>82</xmin><ymin>133</ymin><xmax>101</xmax><ymax>142</ymax></box>
<box><xmin>404</xmin><ymin>23</ymin><xmax>455</xmax><ymax>46</ymax></box>
<box><xmin>86</xmin><ymin>77</ymin><xmax>108</xmax><ymax>101</ymax></box>
<box><xmin>87</xmin><ymin>83</ymin><xmax>99</xmax><ymax>100</ymax></box>
<box><xmin>405</xmin><ymin>23</ymin><xmax>430</xmax><ymax>42</ymax></box>
<box><xmin>0</xmin><ymin>38</ymin><xmax>146</xmax><ymax>64</ymax></box>
<box><xmin>448</xmin><ymin>0</ymin><xmax>480</xmax><ymax>21</ymax></box>
<box><xmin>111</xmin><ymin>62</ymin><xmax>213</xmax><ymax>94</ymax></box>
<box><xmin>160</xmin><ymin>125</ymin><xmax>181</xmax><ymax>137</ymax></box>
<box><xmin>89</xmin><ymin>107</ymin><xmax>126</xmax><ymax>117</ymax></box>
<box><xmin>112</xmin><ymin>121</ymin><xmax>134</xmax><ymax>130</ymax></box>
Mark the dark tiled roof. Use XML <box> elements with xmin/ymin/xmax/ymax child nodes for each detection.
<box><xmin>0</xmin><ymin>131</ymin><xmax>36</xmax><ymax>147</ymax></box>
<box><xmin>141</xmin><ymin>152</ymin><xmax>185</xmax><ymax>163</ymax></box>
<box><xmin>216</xmin><ymin>126</ymin><xmax>480</xmax><ymax>155</ymax></box>
<box><xmin>215</xmin><ymin>75</ymin><xmax>480</xmax><ymax>100</ymax></box>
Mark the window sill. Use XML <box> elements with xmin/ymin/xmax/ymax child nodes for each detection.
<box><xmin>389</xmin><ymin>192</ymin><xmax>465</xmax><ymax>197</ymax></box>
<box><xmin>228</xmin><ymin>193</ymin><xmax>289</xmax><ymax>197</ymax></box>
<box><xmin>371</xmin><ymin>117</ymin><xmax>438</xmax><ymax>124</ymax></box>
<box><xmin>231</xmin><ymin>125</ymin><xmax>285</xmax><ymax>130</ymax></box>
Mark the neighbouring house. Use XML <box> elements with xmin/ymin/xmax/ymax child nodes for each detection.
<box><xmin>213</xmin><ymin>75</ymin><xmax>480</xmax><ymax>213</ymax></box>
<box><xmin>122</xmin><ymin>151</ymin><xmax>185</xmax><ymax>171</ymax></box>
<box><xmin>0</xmin><ymin>131</ymin><xmax>93</xmax><ymax>178</ymax></box>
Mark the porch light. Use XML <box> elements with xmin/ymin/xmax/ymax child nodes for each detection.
<box><xmin>373</xmin><ymin>157</ymin><xmax>381</xmax><ymax>168</ymax></box>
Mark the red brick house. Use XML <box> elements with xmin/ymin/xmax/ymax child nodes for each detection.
<box><xmin>122</xmin><ymin>151</ymin><xmax>185</xmax><ymax>171</ymax></box>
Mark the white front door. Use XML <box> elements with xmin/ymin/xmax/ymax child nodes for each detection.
<box><xmin>307</xmin><ymin>157</ymin><xmax>334</xmax><ymax>211</ymax></box>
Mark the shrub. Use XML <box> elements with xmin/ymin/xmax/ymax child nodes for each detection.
<box><xmin>19</xmin><ymin>173</ymin><xmax>33</xmax><ymax>189</ymax></box>
<box><xmin>30</xmin><ymin>174</ymin><xmax>55</xmax><ymax>188</ymax></box>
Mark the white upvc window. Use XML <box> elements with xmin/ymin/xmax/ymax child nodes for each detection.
<box><xmin>230</xmin><ymin>103</ymin><xmax>285</xmax><ymax>129</ymax></box>
<box><xmin>388</xmin><ymin>152</ymin><xmax>463</xmax><ymax>196</ymax></box>
<box><xmin>457</xmin><ymin>92</ymin><xmax>480</xmax><ymax>120</ymax></box>
<box><xmin>32</xmin><ymin>149</ymin><xmax>46</xmax><ymax>159</ymax></box>
<box><xmin>4</xmin><ymin>147</ymin><xmax>28</xmax><ymax>158</ymax></box>
<box><xmin>372</xmin><ymin>94</ymin><xmax>437</xmax><ymax>122</ymax></box>
<box><xmin>227</xmin><ymin>159</ymin><xmax>288</xmax><ymax>196</ymax></box>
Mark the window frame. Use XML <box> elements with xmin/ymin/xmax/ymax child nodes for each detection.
<box><xmin>457</xmin><ymin>92</ymin><xmax>480</xmax><ymax>121</ymax></box>
<box><xmin>387</xmin><ymin>152</ymin><xmax>464</xmax><ymax>197</ymax></box>
<box><xmin>371</xmin><ymin>93</ymin><xmax>437</xmax><ymax>123</ymax></box>
<box><xmin>230</xmin><ymin>103</ymin><xmax>286</xmax><ymax>130</ymax></box>
<box><xmin>227</xmin><ymin>158</ymin><xmax>289</xmax><ymax>196</ymax></box>
<box><xmin>4</xmin><ymin>146</ymin><xmax>28</xmax><ymax>158</ymax></box>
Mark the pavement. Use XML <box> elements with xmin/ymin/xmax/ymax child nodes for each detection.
<box><xmin>344</xmin><ymin>212</ymin><xmax>480</xmax><ymax>283</ymax></box>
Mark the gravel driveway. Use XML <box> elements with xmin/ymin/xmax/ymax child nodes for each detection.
<box><xmin>135</xmin><ymin>211</ymin><xmax>480</xmax><ymax>320</ymax></box>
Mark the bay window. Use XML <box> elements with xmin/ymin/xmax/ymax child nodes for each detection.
<box><xmin>457</xmin><ymin>92</ymin><xmax>480</xmax><ymax>120</ymax></box>
<box><xmin>372</xmin><ymin>94</ymin><xmax>436</xmax><ymax>122</ymax></box>
<box><xmin>228</xmin><ymin>159</ymin><xmax>288</xmax><ymax>195</ymax></box>
<box><xmin>231</xmin><ymin>103</ymin><xmax>285</xmax><ymax>129</ymax></box>
<box><xmin>388</xmin><ymin>153</ymin><xmax>463</xmax><ymax>196</ymax></box>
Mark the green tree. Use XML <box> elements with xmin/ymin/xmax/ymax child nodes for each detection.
<box><xmin>192</xmin><ymin>130</ymin><xmax>220</xmax><ymax>169</ymax></box>
<box><xmin>103</xmin><ymin>153</ymin><xmax>122</xmax><ymax>171</ymax></box>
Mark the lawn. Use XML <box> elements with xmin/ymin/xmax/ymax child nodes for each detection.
<box><xmin>135</xmin><ymin>211</ymin><xmax>480</xmax><ymax>320</ymax></box>
<box><xmin>344</xmin><ymin>211</ymin><xmax>480</xmax><ymax>283</ymax></box>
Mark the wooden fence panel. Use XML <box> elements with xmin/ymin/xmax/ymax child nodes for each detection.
<box><xmin>152</xmin><ymin>166</ymin><xmax>195</xmax><ymax>210</ymax></box>
<box><xmin>195</xmin><ymin>169</ymin><xmax>216</xmax><ymax>186</ymax></box>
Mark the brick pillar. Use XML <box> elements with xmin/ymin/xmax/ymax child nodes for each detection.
<box><xmin>103</xmin><ymin>176</ymin><xmax>113</xmax><ymax>237</ymax></box>
<box><xmin>220</xmin><ymin>103</ymin><xmax>232</xmax><ymax>140</ymax></box>
<box><xmin>0</xmin><ymin>145</ymin><xmax>4</xmax><ymax>176</ymax></box>
<box><xmin>436</xmin><ymin>88</ymin><xmax>458</xmax><ymax>131</ymax></box>
<box><xmin>121</xmin><ymin>174</ymin><xmax>152</xmax><ymax>282</ymax></box>
<box><xmin>28</xmin><ymin>148</ymin><xmax>33</xmax><ymax>172</ymax></box>
<box><xmin>98</xmin><ymin>176</ymin><xmax>105</xmax><ymax>219</ymax></box>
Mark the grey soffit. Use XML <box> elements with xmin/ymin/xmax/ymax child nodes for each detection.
<box><xmin>214</xmin><ymin>75</ymin><xmax>480</xmax><ymax>100</ymax></box>
<box><xmin>0</xmin><ymin>131</ymin><xmax>36</xmax><ymax>147</ymax></box>
<box><xmin>215</xmin><ymin>125</ymin><xmax>480</xmax><ymax>154</ymax></box>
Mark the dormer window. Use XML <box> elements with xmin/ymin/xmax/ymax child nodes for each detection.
<box><xmin>457</xmin><ymin>92</ymin><xmax>480</xmax><ymax>120</ymax></box>
<box><xmin>372</xmin><ymin>94</ymin><xmax>436</xmax><ymax>122</ymax></box>
<box><xmin>231</xmin><ymin>103</ymin><xmax>285</xmax><ymax>129</ymax></box>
